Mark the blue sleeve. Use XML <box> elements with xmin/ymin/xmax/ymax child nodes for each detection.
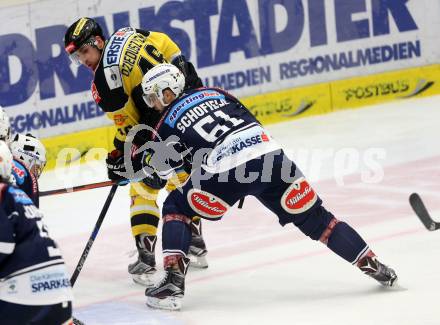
<box><xmin>0</xmin><ymin>206</ymin><xmax>15</xmax><ymax>265</ymax></box>
<box><xmin>12</xmin><ymin>160</ymin><xmax>39</xmax><ymax>208</ymax></box>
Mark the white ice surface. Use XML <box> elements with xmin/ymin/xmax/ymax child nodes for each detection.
<box><xmin>38</xmin><ymin>95</ymin><xmax>440</xmax><ymax>325</ymax></box>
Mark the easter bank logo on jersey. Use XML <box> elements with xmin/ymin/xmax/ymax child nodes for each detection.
<box><xmin>103</xmin><ymin>29</ymin><xmax>133</xmax><ymax>67</ymax></box>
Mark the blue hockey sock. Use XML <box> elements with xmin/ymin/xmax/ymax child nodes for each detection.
<box><xmin>324</xmin><ymin>221</ymin><xmax>369</xmax><ymax>264</ymax></box>
<box><xmin>162</xmin><ymin>214</ymin><xmax>192</xmax><ymax>256</ymax></box>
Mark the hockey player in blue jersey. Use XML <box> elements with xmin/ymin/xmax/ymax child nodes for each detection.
<box><xmin>0</xmin><ymin>107</ymin><xmax>46</xmax><ymax>207</ymax></box>
<box><xmin>0</xmin><ymin>141</ymin><xmax>73</xmax><ymax>324</ymax></box>
<box><xmin>9</xmin><ymin>133</ymin><xmax>46</xmax><ymax>208</ymax></box>
<box><xmin>137</xmin><ymin>64</ymin><xmax>398</xmax><ymax>310</ymax></box>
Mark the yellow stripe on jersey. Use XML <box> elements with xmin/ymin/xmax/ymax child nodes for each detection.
<box><xmin>131</xmin><ymin>224</ymin><xmax>159</xmax><ymax>237</ymax></box>
<box><xmin>130</xmin><ymin>182</ymin><xmax>161</xmax><ymax>237</ymax></box>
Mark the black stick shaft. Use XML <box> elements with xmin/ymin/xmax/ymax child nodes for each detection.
<box><xmin>40</xmin><ymin>180</ymin><xmax>115</xmax><ymax>197</ymax></box>
<box><xmin>70</xmin><ymin>184</ymin><xmax>118</xmax><ymax>286</ymax></box>
<box><xmin>238</xmin><ymin>197</ymin><xmax>245</xmax><ymax>209</ymax></box>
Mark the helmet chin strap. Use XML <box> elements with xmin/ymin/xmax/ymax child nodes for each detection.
<box><xmin>159</xmin><ymin>97</ymin><xmax>168</xmax><ymax>107</ymax></box>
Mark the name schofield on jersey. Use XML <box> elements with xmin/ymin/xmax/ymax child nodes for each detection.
<box><xmin>166</xmin><ymin>90</ymin><xmax>226</xmax><ymax>127</ymax></box>
<box><xmin>176</xmin><ymin>99</ymin><xmax>229</xmax><ymax>133</ymax></box>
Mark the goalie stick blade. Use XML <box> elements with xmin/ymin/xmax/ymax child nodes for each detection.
<box><xmin>409</xmin><ymin>193</ymin><xmax>440</xmax><ymax>231</ymax></box>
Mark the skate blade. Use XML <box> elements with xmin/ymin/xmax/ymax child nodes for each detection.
<box><xmin>381</xmin><ymin>278</ymin><xmax>407</xmax><ymax>291</ymax></box>
<box><xmin>146</xmin><ymin>296</ymin><xmax>182</xmax><ymax>311</ymax></box>
<box><xmin>189</xmin><ymin>255</ymin><xmax>208</xmax><ymax>269</ymax></box>
<box><xmin>132</xmin><ymin>273</ymin><xmax>156</xmax><ymax>287</ymax></box>
<box><xmin>376</xmin><ymin>276</ymin><xmax>407</xmax><ymax>291</ymax></box>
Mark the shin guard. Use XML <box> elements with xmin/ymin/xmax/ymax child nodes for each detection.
<box><xmin>162</xmin><ymin>214</ymin><xmax>192</xmax><ymax>256</ymax></box>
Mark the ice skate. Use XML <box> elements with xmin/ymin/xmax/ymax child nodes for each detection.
<box><xmin>358</xmin><ymin>251</ymin><xmax>398</xmax><ymax>287</ymax></box>
<box><xmin>128</xmin><ymin>235</ymin><xmax>157</xmax><ymax>287</ymax></box>
<box><xmin>146</xmin><ymin>256</ymin><xmax>190</xmax><ymax>311</ymax></box>
<box><xmin>188</xmin><ymin>219</ymin><xmax>208</xmax><ymax>268</ymax></box>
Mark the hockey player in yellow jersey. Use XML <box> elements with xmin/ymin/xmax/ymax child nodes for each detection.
<box><xmin>64</xmin><ymin>17</ymin><xmax>208</xmax><ymax>286</ymax></box>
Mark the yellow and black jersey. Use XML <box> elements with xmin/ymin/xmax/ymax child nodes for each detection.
<box><xmin>92</xmin><ymin>27</ymin><xmax>182</xmax><ymax>149</ymax></box>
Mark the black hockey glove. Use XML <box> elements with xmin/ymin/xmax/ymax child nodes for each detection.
<box><xmin>106</xmin><ymin>149</ymin><xmax>129</xmax><ymax>185</ymax></box>
<box><xmin>107</xmin><ymin>148</ymin><xmax>166</xmax><ymax>189</ymax></box>
<box><xmin>141</xmin><ymin>150</ymin><xmax>167</xmax><ymax>190</ymax></box>
<box><xmin>141</xmin><ymin>172</ymin><xmax>167</xmax><ymax>190</ymax></box>
<box><xmin>171</xmin><ymin>55</ymin><xmax>203</xmax><ymax>90</ymax></box>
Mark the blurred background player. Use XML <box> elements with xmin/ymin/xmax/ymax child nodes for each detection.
<box><xmin>63</xmin><ymin>17</ymin><xmax>208</xmax><ymax>286</ymax></box>
<box><xmin>0</xmin><ymin>141</ymin><xmax>73</xmax><ymax>324</ymax></box>
<box><xmin>0</xmin><ymin>107</ymin><xmax>46</xmax><ymax>207</ymax></box>
<box><xmin>140</xmin><ymin>64</ymin><xmax>398</xmax><ymax>310</ymax></box>
<box><xmin>10</xmin><ymin>134</ymin><xmax>47</xmax><ymax>207</ymax></box>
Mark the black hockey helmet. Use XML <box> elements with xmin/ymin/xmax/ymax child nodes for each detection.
<box><xmin>64</xmin><ymin>17</ymin><xmax>104</xmax><ymax>54</ymax></box>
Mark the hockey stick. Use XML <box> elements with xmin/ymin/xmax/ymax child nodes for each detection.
<box><xmin>409</xmin><ymin>193</ymin><xmax>440</xmax><ymax>231</ymax></box>
<box><xmin>69</xmin><ymin>184</ymin><xmax>118</xmax><ymax>324</ymax></box>
<box><xmin>69</xmin><ymin>185</ymin><xmax>117</xmax><ymax>325</ymax></box>
<box><xmin>72</xmin><ymin>317</ymin><xmax>85</xmax><ymax>325</ymax></box>
<box><xmin>237</xmin><ymin>197</ymin><xmax>245</xmax><ymax>209</ymax></box>
<box><xmin>40</xmin><ymin>180</ymin><xmax>115</xmax><ymax>197</ymax></box>
<box><xmin>70</xmin><ymin>184</ymin><xmax>118</xmax><ymax>285</ymax></box>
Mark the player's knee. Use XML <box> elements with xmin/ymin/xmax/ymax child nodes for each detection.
<box><xmin>293</xmin><ymin>206</ymin><xmax>336</xmax><ymax>241</ymax></box>
<box><xmin>130</xmin><ymin>182</ymin><xmax>160</xmax><ymax>200</ymax></box>
<box><xmin>280</xmin><ymin>177</ymin><xmax>319</xmax><ymax>215</ymax></box>
<box><xmin>162</xmin><ymin>190</ymin><xmax>184</xmax><ymax>216</ymax></box>
<box><xmin>186</xmin><ymin>189</ymin><xmax>230</xmax><ymax>220</ymax></box>
<box><xmin>130</xmin><ymin>194</ymin><xmax>159</xmax><ymax>209</ymax></box>
<box><xmin>163</xmin><ymin>214</ymin><xmax>192</xmax><ymax>225</ymax></box>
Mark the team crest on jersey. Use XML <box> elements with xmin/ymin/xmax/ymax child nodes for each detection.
<box><xmin>104</xmin><ymin>65</ymin><xmax>123</xmax><ymax>90</ymax></box>
<box><xmin>187</xmin><ymin>189</ymin><xmax>229</xmax><ymax>220</ymax></box>
<box><xmin>6</xmin><ymin>279</ymin><xmax>18</xmax><ymax>295</ymax></box>
<box><xmin>113</xmin><ymin>114</ymin><xmax>128</xmax><ymax>126</ymax></box>
<box><xmin>281</xmin><ymin>177</ymin><xmax>318</xmax><ymax>214</ymax></box>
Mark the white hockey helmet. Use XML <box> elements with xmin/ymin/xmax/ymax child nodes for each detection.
<box><xmin>0</xmin><ymin>140</ymin><xmax>13</xmax><ymax>182</ymax></box>
<box><xmin>10</xmin><ymin>133</ymin><xmax>47</xmax><ymax>178</ymax></box>
<box><xmin>0</xmin><ymin>106</ymin><xmax>11</xmax><ymax>142</ymax></box>
<box><xmin>141</xmin><ymin>63</ymin><xmax>185</xmax><ymax>107</ymax></box>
